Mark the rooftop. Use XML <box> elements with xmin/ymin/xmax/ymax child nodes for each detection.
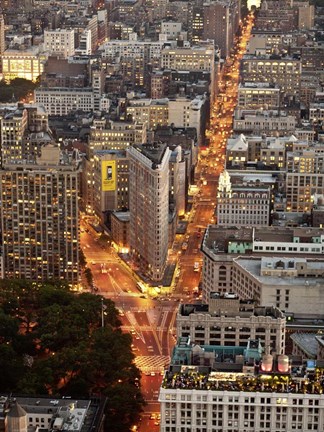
<box><xmin>239</xmin><ymin>82</ymin><xmax>279</xmax><ymax>89</ymax></box>
<box><xmin>242</xmin><ymin>54</ymin><xmax>298</xmax><ymax>61</ymax></box>
<box><xmin>202</xmin><ymin>226</ymin><xmax>324</xmax><ymax>256</ymax></box>
<box><xmin>235</xmin><ymin>257</ymin><xmax>324</xmax><ymax>287</ymax></box>
<box><xmin>290</xmin><ymin>333</ymin><xmax>320</xmax><ymax>359</ymax></box>
<box><xmin>162</xmin><ymin>339</ymin><xmax>324</xmax><ymax>395</ymax></box>
<box><xmin>0</xmin><ymin>396</ymin><xmax>106</xmax><ymax>432</ymax></box>
<box><xmin>161</xmin><ymin>365</ymin><xmax>324</xmax><ymax>395</ymax></box>
<box><xmin>179</xmin><ymin>295</ymin><xmax>283</xmax><ymax>320</ymax></box>
<box><xmin>133</xmin><ymin>143</ymin><xmax>168</xmax><ymax>167</ymax></box>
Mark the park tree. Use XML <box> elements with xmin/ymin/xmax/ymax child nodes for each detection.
<box><xmin>84</xmin><ymin>267</ymin><xmax>94</xmax><ymax>287</ymax></box>
<box><xmin>0</xmin><ymin>78</ymin><xmax>37</xmax><ymax>102</ymax></box>
<box><xmin>0</xmin><ymin>280</ymin><xmax>144</xmax><ymax>431</ymax></box>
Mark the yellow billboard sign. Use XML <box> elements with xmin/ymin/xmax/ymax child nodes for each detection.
<box><xmin>101</xmin><ymin>160</ymin><xmax>116</xmax><ymax>191</ymax></box>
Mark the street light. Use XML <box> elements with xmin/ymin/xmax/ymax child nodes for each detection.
<box><xmin>101</xmin><ymin>297</ymin><xmax>107</xmax><ymax>328</ymax></box>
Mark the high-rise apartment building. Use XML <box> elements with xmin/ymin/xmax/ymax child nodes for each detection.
<box><xmin>188</xmin><ymin>2</ymin><xmax>204</xmax><ymax>44</ymax></box>
<box><xmin>92</xmin><ymin>150</ymin><xmax>129</xmax><ymax>223</ymax></box>
<box><xmin>0</xmin><ymin>14</ymin><xmax>5</xmax><ymax>55</ymax></box>
<box><xmin>82</xmin><ymin>119</ymin><xmax>146</xmax><ymax>215</ymax></box>
<box><xmin>127</xmin><ymin>143</ymin><xmax>171</xmax><ymax>281</ymax></box>
<box><xmin>254</xmin><ymin>0</ymin><xmax>297</xmax><ymax>32</ymax></box>
<box><xmin>44</xmin><ymin>29</ymin><xmax>75</xmax><ymax>58</ymax></box>
<box><xmin>160</xmin><ymin>44</ymin><xmax>216</xmax><ymax>101</ymax></box>
<box><xmin>226</xmin><ymin>133</ymin><xmax>304</xmax><ymax>170</ymax></box>
<box><xmin>231</xmin><ymin>256</ymin><xmax>324</xmax><ymax>318</ymax></box>
<box><xmin>168</xmin><ymin>95</ymin><xmax>207</xmax><ymax>144</ymax></box>
<box><xmin>0</xmin><ymin>395</ymin><xmax>106</xmax><ymax>432</ymax></box>
<box><xmin>0</xmin><ymin>105</ymin><xmax>53</xmax><ymax>165</ymax></box>
<box><xmin>203</xmin><ymin>1</ymin><xmax>233</xmax><ymax>58</ymax></box>
<box><xmin>35</xmin><ymin>88</ymin><xmax>94</xmax><ymax>115</ymax></box>
<box><xmin>0</xmin><ymin>144</ymin><xmax>80</xmax><ymax>286</ymax></box>
<box><xmin>88</xmin><ymin>119</ymin><xmax>147</xmax><ymax>153</ymax></box>
<box><xmin>0</xmin><ymin>105</ymin><xmax>81</xmax><ymax>286</ymax></box>
<box><xmin>75</xmin><ymin>30</ymin><xmax>92</xmax><ymax>55</ymax></box>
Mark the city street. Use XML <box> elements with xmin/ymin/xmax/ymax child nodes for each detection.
<box><xmin>81</xmin><ymin>13</ymin><xmax>255</xmax><ymax>431</ymax></box>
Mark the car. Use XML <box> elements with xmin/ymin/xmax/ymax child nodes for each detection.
<box><xmin>181</xmin><ymin>242</ymin><xmax>188</xmax><ymax>251</ymax></box>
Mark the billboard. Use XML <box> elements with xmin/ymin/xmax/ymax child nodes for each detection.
<box><xmin>101</xmin><ymin>160</ymin><xmax>116</xmax><ymax>191</ymax></box>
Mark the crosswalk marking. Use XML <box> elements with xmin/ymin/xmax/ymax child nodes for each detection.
<box><xmin>122</xmin><ymin>325</ymin><xmax>151</xmax><ymax>331</ymax></box>
<box><xmin>134</xmin><ymin>355</ymin><xmax>170</xmax><ymax>373</ymax></box>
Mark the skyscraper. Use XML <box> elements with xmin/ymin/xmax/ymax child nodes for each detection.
<box><xmin>0</xmin><ymin>105</ymin><xmax>81</xmax><ymax>286</ymax></box>
<box><xmin>127</xmin><ymin>143</ymin><xmax>171</xmax><ymax>281</ymax></box>
<box><xmin>203</xmin><ymin>1</ymin><xmax>236</xmax><ymax>58</ymax></box>
<box><xmin>0</xmin><ymin>144</ymin><xmax>81</xmax><ymax>286</ymax></box>
<box><xmin>0</xmin><ymin>14</ymin><xmax>5</xmax><ymax>55</ymax></box>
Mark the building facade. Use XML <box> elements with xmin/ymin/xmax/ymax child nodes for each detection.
<box><xmin>128</xmin><ymin>143</ymin><xmax>171</xmax><ymax>281</ymax></box>
<box><xmin>44</xmin><ymin>29</ymin><xmax>75</xmax><ymax>58</ymax></box>
<box><xmin>241</xmin><ymin>56</ymin><xmax>301</xmax><ymax>101</ymax></box>
<box><xmin>177</xmin><ymin>293</ymin><xmax>286</xmax><ymax>354</ymax></box>
<box><xmin>201</xmin><ymin>225</ymin><xmax>324</xmax><ymax>307</ymax></box>
<box><xmin>82</xmin><ymin>119</ymin><xmax>145</xmax><ymax>215</ymax></box>
<box><xmin>92</xmin><ymin>150</ymin><xmax>129</xmax><ymax>223</ymax></box>
<box><xmin>35</xmin><ymin>87</ymin><xmax>94</xmax><ymax>115</ymax></box>
<box><xmin>0</xmin><ymin>396</ymin><xmax>105</xmax><ymax>432</ymax></box>
<box><xmin>217</xmin><ymin>170</ymin><xmax>271</xmax><ymax>227</ymax></box>
<box><xmin>126</xmin><ymin>99</ymin><xmax>169</xmax><ymax>130</ymax></box>
<box><xmin>203</xmin><ymin>0</ymin><xmax>239</xmax><ymax>58</ymax></box>
<box><xmin>231</xmin><ymin>256</ymin><xmax>324</xmax><ymax>318</ymax></box>
<box><xmin>0</xmin><ymin>145</ymin><xmax>80</xmax><ymax>286</ymax></box>
<box><xmin>0</xmin><ymin>14</ymin><xmax>5</xmax><ymax>55</ymax></box>
<box><xmin>159</xmin><ymin>367</ymin><xmax>324</xmax><ymax>432</ymax></box>
<box><xmin>233</xmin><ymin>109</ymin><xmax>296</xmax><ymax>136</ymax></box>
<box><xmin>285</xmin><ymin>149</ymin><xmax>324</xmax><ymax>212</ymax></box>
<box><xmin>2</xmin><ymin>48</ymin><xmax>46</xmax><ymax>82</ymax></box>
<box><xmin>237</xmin><ymin>83</ymin><xmax>280</xmax><ymax>109</ymax></box>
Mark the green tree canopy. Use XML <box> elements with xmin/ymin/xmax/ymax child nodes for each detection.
<box><xmin>0</xmin><ymin>78</ymin><xmax>38</xmax><ymax>102</ymax></box>
<box><xmin>0</xmin><ymin>280</ymin><xmax>144</xmax><ymax>431</ymax></box>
